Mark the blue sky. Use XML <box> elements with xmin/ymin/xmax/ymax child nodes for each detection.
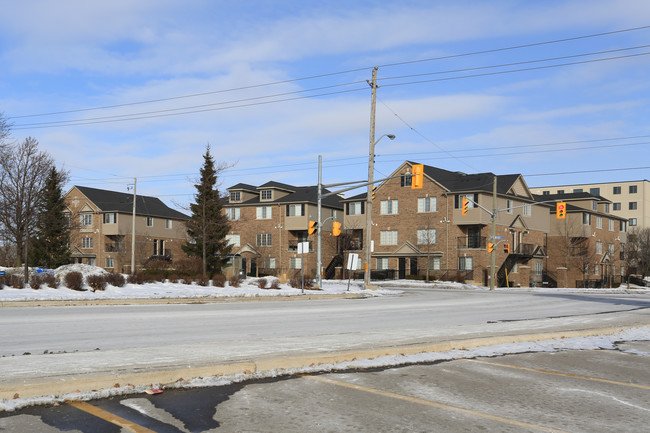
<box><xmin>1</xmin><ymin>0</ymin><xmax>649</xmax><ymax>211</ymax></box>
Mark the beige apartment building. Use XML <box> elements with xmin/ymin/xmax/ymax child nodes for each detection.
<box><xmin>530</xmin><ymin>180</ymin><xmax>650</xmax><ymax>231</ymax></box>
<box><xmin>342</xmin><ymin>162</ymin><xmax>549</xmax><ymax>287</ymax></box>
<box><xmin>65</xmin><ymin>186</ymin><xmax>190</xmax><ymax>272</ymax></box>
<box><xmin>223</xmin><ymin>181</ymin><xmax>343</xmax><ymax>279</ymax></box>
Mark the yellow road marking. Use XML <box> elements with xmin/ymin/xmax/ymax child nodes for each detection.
<box><xmin>466</xmin><ymin>359</ymin><xmax>650</xmax><ymax>390</ymax></box>
<box><xmin>302</xmin><ymin>374</ymin><xmax>568</xmax><ymax>433</ymax></box>
<box><xmin>67</xmin><ymin>401</ymin><xmax>157</xmax><ymax>433</ymax></box>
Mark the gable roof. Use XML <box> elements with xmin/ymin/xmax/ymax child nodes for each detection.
<box><xmin>225</xmin><ymin>182</ymin><xmax>343</xmax><ymax>209</ymax></box>
<box><xmin>70</xmin><ymin>186</ymin><xmax>189</xmax><ymax>220</ymax></box>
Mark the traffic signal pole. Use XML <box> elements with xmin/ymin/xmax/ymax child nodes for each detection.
<box><xmin>490</xmin><ymin>175</ymin><xmax>497</xmax><ymax>291</ymax></box>
<box><xmin>317</xmin><ymin>155</ymin><xmax>323</xmax><ymax>289</ymax></box>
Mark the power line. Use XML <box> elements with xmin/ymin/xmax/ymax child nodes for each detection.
<box><xmin>9</xmin><ymin>25</ymin><xmax>650</xmax><ymax>121</ymax></box>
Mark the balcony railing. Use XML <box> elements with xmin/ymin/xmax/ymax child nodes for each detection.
<box><xmin>456</xmin><ymin>236</ymin><xmax>486</xmax><ymax>249</ymax></box>
<box><xmin>104</xmin><ymin>243</ymin><xmax>123</xmax><ymax>253</ymax></box>
<box><xmin>288</xmin><ymin>242</ymin><xmax>313</xmax><ymax>252</ymax></box>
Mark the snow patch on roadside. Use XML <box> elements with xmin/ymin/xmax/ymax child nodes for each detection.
<box><xmin>2</xmin><ymin>326</ymin><xmax>648</xmax><ymax>412</ymax></box>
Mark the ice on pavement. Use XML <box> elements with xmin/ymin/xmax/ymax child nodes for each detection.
<box><xmin>1</xmin><ymin>325</ymin><xmax>648</xmax><ymax>412</ymax></box>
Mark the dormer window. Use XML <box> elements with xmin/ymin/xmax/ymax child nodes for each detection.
<box><xmin>230</xmin><ymin>191</ymin><xmax>241</xmax><ymax>202</ymax></box>
<box><xmin>261</xmin><ymin>190</ymin><xmax>272</xmax><ymax>200</ymax></box>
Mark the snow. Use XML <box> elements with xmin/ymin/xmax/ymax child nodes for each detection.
<box><xmin>1</xmin><ymin>264</ymin><xmax>648</xmax><ymax>302</ymax></box>
<box><xmin>1</xmin><ymin>325</ymin><xmax>648</xmax><ymax>412</ymax></box>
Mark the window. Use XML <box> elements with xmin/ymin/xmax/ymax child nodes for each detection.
<box><xmin>290</xmin><ymin>257</ymin><xmax>302</xmax><ymax>269</ymax></box>
<box><xmin>88</xmin><ymin>258</ymin><xmax>96</xmax><ymax>266</ymax></box>
<box><xmin>613</xmin><ymin>186</ymin><xmax>621</xmax><ymax>195</ymax></box>
<box><xmin>380</xmin><ymin>200</ymin><xmax>398</xmax><ymax>215</ymax></box>
<box><xmin>557</xmin><ymin>189</ymin><xmax>564</xmax><ymax>194</ymax></box>
<box><xmin>265</xmin><ymin>258</ymin><xmax>276</xmax><ymax>269</ymax></box>
<box><xmin>583</xmin><ymin>213</ymin><xmax>591</xmax><ymax>225</ymax></box>
<box><xmin>226</xmin><ymin>234</ymin><xmax>241</xmax><ymax>247</ymax></box>
<box><xmin>256</xmin><ymin>206</ymin><xmax>272</xmax><ymax>219</ymax></box>
<box><xmin>542</xmin><ymin>191</ymin><xmax>550</xmax><ymax>195</ymax></box>
<box><xmin>82</xmin><ymin>237</ymin><xmax>93</xmax><ymax>249</ymax></box>
<box><xmin>535</xmin><ymin>261</ymin><xmax>543</xmax><ymax>276</ymax></box>
<box><xmin>256</xmin><ymin>233</ymin><xmax>272</xmax><ymax>246</ymax></box>
<box><xmin>380</xmin><ymin>230</ymin><xmax>398</xmax><ymax>245</ymax></box>
<box><xmin>608</xmin><ymin>243</ymin><xmax>614</xmax><ymax>255</ymax></box>
<box><xmin>629</xmin><ymin>218</ymin><xmax>637</xmax><ymax>226</ymax></box>
<box><xmin>573</xmin><ymin>188</ymin><xmax>583</xmax><ymax>193</ymax></box>
<box><xmin>506</xmin><ymin>199</ymin><xmax>513</xmax><ymax>214</ymax></box>
<box><xmin>417</xmin><ymin>229</ymin><xmax>436</xmax><ymax>245</ymax></box>
<box><xmin>103</xmin><ymin>213</ymin><xmax>116</xmax><ymax>224</ymax></box>
<box><xmin>347</xmin><ymin>202</ymin><xmax>364</xmax><ymax>215</ymax></box>
<box><xmin>592</xmin><ymin>201</ymin><xmax>597</xmax><ymax>211</ymax></box>
<box><xmin>458</xmin><ymin>256</ymin><xmax>473</xmax><ymax>270</ymax></box>
<box><xmin>584</xmin><ymin>264</ymin><xmax>589</xmax><ymax>275</ymax></box>
<box><xmin>589</xmin><ymin>187</ymin><xmax>600</xmax><ymax>196</ymax></box>
<box><xmin>230</xmin><ymin>191</ymin><xmax>241</xmax><ymax>201</ymax></box>
<box><xmin>456</xmin><ymin>194</ymin><xmax>477</xmax><ymax>209</ymax></box>
<box><xmin>596</xmin><ymin>241</ymin><xmax>602</xmax><ymax>254</ymax></box>
<box><xmin>609</xmin><ymin>219</ymin><xmax>614</xmax><ymax>231</ymax></box>
<box><xmin>596</xmin><ymin>216</ymin><xmax>602</xmax><ymax>229</ymax></box>
<box><xmin>286</xmin><ymin>204</ymin><xmax>304</xmax><ymax>217</ymax></box>
<box><xmin>428</xmin><ymin>257</ymin><xmax>441</xmax><ymax>271</ymax></box>
<box><xmin>225</xmin><ymin>207</ymin><xmax>240</xmax><ymax>220</ymax></box>
<box><xmin>401</xmin><ymin>174</ymin><xmax>412</xmax><ymax>187</ymax></box>
<box><xmin>165</xmin><ymin>219</ymin><xmax>172</xmax><ymax>229</ymax></box>
<box><xmin>417</xmin><ymin>197</ymin><xmax>437</xmax><ymax>213</ymax></box>
<box><xmin>80</xmin><ymin>214</ymin><xmax>92</xmax><ymax>226</ymax></box>
<box><xmin>594</xmin><ymin>264</ymin><xmax>599</xmax><ymax>276</ymax></box>
<box><xmin>604</xmin><ymin>203</ymin><xmax>609</xmax><ymax>213</ymax></box>
<box><xmin>613</xmin><ymin>202</ymin><xmax>621</xmax><ymax>211</ymax></box>
<box><xmin>620</xmin><ymin>220</ymin><xmax>627</xmax><ymax>232</ymax></box>
<box><xmin>377</xmin><ymin>258</ymin><xmax>389</xmax><ymax>270</ymax></box>
<box><xmin>146</xmin><ymin>216</ymin><xmax>154</xmax><ymax>227</ymax></box>
<box><xmin>153</xmin><ymin>239</ymin><xmax>165</xmax><ymax>256</ymax></box>
<box><xmin>629</xmin><ymin>185</ymin><xmax>637</xmax><ymax>194</ymax></box>
<box><xmin>629</xmin><ymin>202</ymin><xmax>637</xmax><ymax>210</ymax></box>
<box><xmin>261</xmin><ymin>190</ymin><xmax>272</xmax><ymax>200</ymax></box>
<box><xmin>105</xmin><ymin>258</ymin><xmax>114</xmax><ymax>268</ymax></box>
<box><xmin>523</xmin><ymin>203</ymin><xmax>532</xmax><ymax>217</ymax></box>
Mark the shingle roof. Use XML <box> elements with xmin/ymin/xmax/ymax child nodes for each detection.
<box><xmin>419</xmin><ymin>163</ymin><xmax>520</xmax><ymax>195</ymax></box>
<box><xmin>225</xmin><ymin>182</ymin><xmax>343</xmax><ymax>209</ymax></box>
<box><xmin>532</xmin><ymin>192</ymin><xmax>610</xmax><ymax>202</ymax></box>
<box><xmin>73</xmin><ymin>186</ymin><xmax>190</xmax><ymax>220</ymax></box>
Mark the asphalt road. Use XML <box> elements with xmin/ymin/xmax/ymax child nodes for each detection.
<box><xmin>1</xmin><ymin>287</ymin><xmax>649</xmax><ymax>357</ymax></box>
<box><xmin>2</xmin><ymin>341</ymin><xmax>648</xmax><ymax>432</ymax></box>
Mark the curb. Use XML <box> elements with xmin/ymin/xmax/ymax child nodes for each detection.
<box><xmin>2</xmin><ymin>325</ymin><xmax>635</xmax><ymax>402</ymax></box>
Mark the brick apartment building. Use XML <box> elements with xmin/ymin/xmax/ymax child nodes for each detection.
<box><xmin>65</xmin><ymin>186</ymin><xmax>190</xmax><ymax>273</ymax></box>
<box><xmin>342</xmin><ymin>162</ymin><xmax>549</xmax><ymax>287</ymax></box>
<box><xmin>223</xmin><ymin>181</ymin><xmax>343</xmax><ymax>279</ymax></box>
<box><xmin>535</xmin><ymin>192</ymin><xmax>628</xmax><ymax>288</ymax></box>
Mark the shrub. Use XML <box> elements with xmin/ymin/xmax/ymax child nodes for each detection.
<box><xmin>269</xmin><ymin>279</ymin><xmax>280</xmax><ymax>290</ymax></box>
<box><xmin>42</xmin><ymin>272</ymin><xmax>58</xmax><ymax>288</ymax></box>
<box><xmin>144</xmin><ymin>258</ymin><xmax>173</xmax><ymax>270</ymax></box>
<box><xmin>289</xmin><ymin>273</ymin><xmax>314</xmax><ymax>289</ymax></box>
<box><xmin>87</xmin><ymin>274</ymin><xmax>107</xmax><ymax>291</ymax></box>
<box><xmin>0</xmin><ymin>274</ymin><xmax>5</xmax><ymax>289</ymax></box>
<box><xmin>9</xmin><ymin>274</ymin><xmax>25</xmax><ymax>289</ymax></box>
<box><xmin>194</xmin><ymin>276</ymin><xmax>209</xmax><ymax>286</ymax></box>
<box><xmin>105</xmin><ymin>273</ymin><xmax>126</xmax><ymax>288</ymax></box>
<box><xmin>64</xmin><ymin>271</ymin><xmax>84</xmax><ymax>291</ymax></box>
<box><xmin>256</xmin><ymin>278</ymin><xmax>268</xmax><ymax>289</ymax></box>
<box><xmin>173</xmin><ymin>257</ymin><xmax>203</xmax><ymax>274</ymax></box>
<box><xmin>212</xmin><ymin>274</ymin><xmax>226</xmax><ymax>288</ymax></box>
<box><xmin>228</xmin><ymin>275</ymin><xmax>241</xmax><ymax>288</ymax></box>
<box><xmin>29</xmin><ymin>274</ymin><xmax>43</xmax><ymax>289</ymax></box>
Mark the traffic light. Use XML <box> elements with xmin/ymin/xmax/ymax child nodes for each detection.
<box><xmin>487</xmin><ymin>242</ymin><xmax>494</xmax><ymax>253</ymax></box>
<box><xmin>308</xmin><ymin>220</ymin><xmax>318</xmax><ymax>235</ymax></box>
<box><xmin>462</xmin><ymin>197</ymin><xmax>469</xmax><ymax>215</ymax></box>
<box><xmin>556</xmin><ymin>202</ymin><xmax>566</xmax><ymax>219</ymax></box>
<box><xmin>504</xmin><ymin>243</ymin><xmax>510</xmax><ymax>254</ymax></box>
<box><xmin>332</xmin><ymin>221</ymin><xmax>342</xmax><ymax>237</ymax></box>
<box><xmin>411</xmin><ymin>164</ymin><xmax>424</xmax><ymax>189</ymax></box>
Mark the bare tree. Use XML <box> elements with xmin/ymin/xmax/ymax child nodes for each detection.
<box><xmin>624</xmin><ymin>228</ymin><xmax>650</xmax><ymax>281</ymax></box>
<box><xmin>0</xmin><ymin>137</ymin><xmax>55</xmax><ymax>282</ymax></box>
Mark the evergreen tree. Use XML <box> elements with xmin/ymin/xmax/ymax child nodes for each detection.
<box><xmin>183</xmin><ymin>145</ymin><xmax>231</xmax><ymax>276</ymax></box>
<box><xmin>30</xmin><ymin>166</ymin><xmax>70</xmax><ymax>268</ymax></box>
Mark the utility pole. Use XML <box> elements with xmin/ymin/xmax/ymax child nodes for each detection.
<box><xmin>490</xmin><ymin>175</ymin><xmax>497</xmax><ymax>291</ymax></box>
<box><xmin>317</xmin><ymin>155</ymin><xmax>323</xmax><ymax>288</ymax></box>
<box><xmin>131</xmin><ymin>177</ymin><xmax>137</xmax><ymax>275</ymax></box>
<box><xmin>364</xmin><ymin>66</ymin><xmax>378</xmax><ymax>290</ymax></box>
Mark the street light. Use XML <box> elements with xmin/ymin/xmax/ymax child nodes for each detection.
<box><xmin>364</xmin><ymin>133</ymin><xmax>395</xmax><ymax>289</ymax></box>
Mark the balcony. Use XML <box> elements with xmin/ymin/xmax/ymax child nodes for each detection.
<box><xmin>104</xmin><ymin>243</ymin><xmax>123</xmax><ymax>253</ymax></box>
<box><xmin>457</xmin><ymin>236</ymin><xmax>486</xmax><ymax>249</ymax></box>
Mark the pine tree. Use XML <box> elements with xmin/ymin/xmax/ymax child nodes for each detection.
<box><xmin>183</xmin><ymin>145</ymin><xmax>231</xmax><ymax>276</ymax></box>
<box><xmin>30</xmin><ymin>166</ymin><xmax>70</xmax><ymax>268</ymax></box>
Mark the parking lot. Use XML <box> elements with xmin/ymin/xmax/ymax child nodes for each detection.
<box><xmin>1</xmin><ymin>341</ymin><xmax>648</xmax><ymax>432</ymax></box>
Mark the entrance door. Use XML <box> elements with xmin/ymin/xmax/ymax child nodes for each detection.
<box><xmin>250</xmin><ymin>259</ymin><xmax>257</xmax><ymax>277</ymax></box>
<box><xmin>241</xmin><ymin>258</ymin><xmax>247</xmax><ymax>277</ymax></box>
<box><xmin>410</xmin><ymin>257</ymin><xmax>418</xmax><ymax>277</ymax></box>
<box><xmin>398</xmin><ymin>258</ymin><xmax>406</xmax><ymax>279</ymax></box>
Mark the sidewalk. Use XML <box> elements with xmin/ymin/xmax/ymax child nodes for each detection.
<box><xmin>2</xmin><ymin>309</ymin><xmax>647</xmax><ymax>406</ymax></box>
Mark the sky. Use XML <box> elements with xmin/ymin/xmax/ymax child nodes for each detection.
<box><xmin>1</xmin><ymin>0</ymin><xmax>649</xmax><ymax>211</ymax></box>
